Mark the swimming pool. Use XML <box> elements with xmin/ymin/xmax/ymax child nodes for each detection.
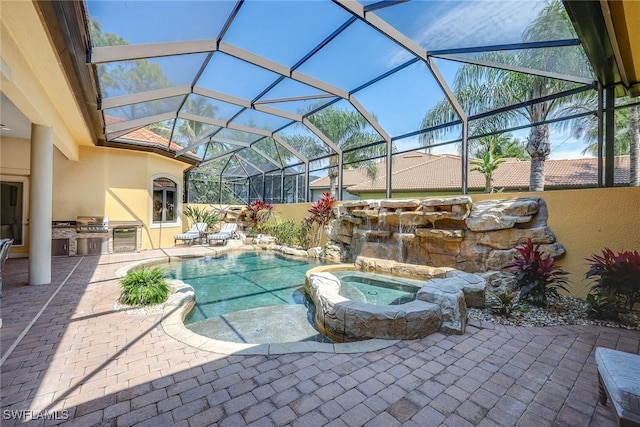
<box><xmin>161</xmin><ymin>251</ymin><xmax>332</xmax><ymax>344</ymax></box>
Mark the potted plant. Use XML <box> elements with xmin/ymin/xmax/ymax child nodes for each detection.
<box><xmin>504</xmin><ymin>238</ymin><xmax>569</xmax><ymax>306</ymax></box>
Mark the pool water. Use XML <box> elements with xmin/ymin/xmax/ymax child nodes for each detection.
<box><xmin>160</xmin><ymin>251</ymin><xmax>332</xmax><ymax>344</ymax></box>
<box><xmin>333</xmin><ymin>272</ymin><xmax>422</xmax><ymax>305</ymax></box>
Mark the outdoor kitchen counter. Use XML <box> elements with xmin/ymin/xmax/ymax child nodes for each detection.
<box><xmin>52</xmin><ymin>221</ymin><xmax>143</xmax><ymax>256</ymax></box>
<box><xmin>109</xmin><ymin>221</ymin><xmax>144</xmax><ymax>228</ymax></box>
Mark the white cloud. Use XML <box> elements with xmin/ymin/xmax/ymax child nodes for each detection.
<box><xmin>385</xmin><ymin>1</ymin><xmax>544</xmax><ymax>68</ymax></box>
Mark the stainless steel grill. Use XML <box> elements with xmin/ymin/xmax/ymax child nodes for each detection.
<box><xmin>76</xmin><ymin>216</ymin><xmax>109</xmax><ymax>233</ymax></box>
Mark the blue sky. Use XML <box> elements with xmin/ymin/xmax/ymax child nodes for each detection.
<box><xmin>88</xmin><ymin>0</ymin><xmax>594</xmax><ymax>161</ymax></box>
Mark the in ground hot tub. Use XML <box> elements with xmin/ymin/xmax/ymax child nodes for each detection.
<box><xmin>333</xmin><ymin>271</ymin><xmax>422</xmax><ymax>305</ymax></box>
<box><xmin>306</xmin><ymin>266</ymin><xmax>486</xmax><ymax>342</ymax></box>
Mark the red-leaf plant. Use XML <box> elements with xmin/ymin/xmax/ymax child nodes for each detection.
<box><xmin>244</xmin><ymin>200</ymin><xmax>274</xmax><ymax>229</ymax></box>
<box><xmin>586</xmin><ymin>248</ymin><xmax>640</xmax><ymax>311</ymax></box>
<box><xmin>504</xmin><ymin>238</ymin><xmax>569</xmax><ymax>306</ymax></box>
<box><xmin>305</xmin><ymin>192</ymin><xmax>336</xmax><ymax>247</ymax></box>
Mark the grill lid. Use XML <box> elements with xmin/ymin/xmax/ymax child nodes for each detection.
<box><xmin>76</xmin><ymin>216</ymin><xmax>108</xmax><ymax>225</ymax></box>
<box><xmin>76</xmin><ymin>216</ymin><xmax>109</xmax><ymax>232</ymax></box>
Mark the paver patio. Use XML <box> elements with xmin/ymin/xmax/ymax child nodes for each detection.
<box><xmin>1</xmin><ymin>249</ymin><xmax>638</xmax><ymax>426</ymax></box>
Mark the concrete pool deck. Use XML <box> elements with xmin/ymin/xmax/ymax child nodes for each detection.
<box><xmin>1</xmin><ymin>247</ymin><xmax>639</xmax><ymax>426</ymax></box>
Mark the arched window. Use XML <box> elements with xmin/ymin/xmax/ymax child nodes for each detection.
<box><xmin>152</xmin><ymin>177</ymin><xmax>177</xmax><ymax>223</ymax></box>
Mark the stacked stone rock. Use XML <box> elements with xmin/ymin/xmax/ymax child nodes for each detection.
<box><xmin>322</xmin><ymin>196</ymin><xmax>565</xmax><ymax>273</ymax></box>
<box><xmin>307</xmin><ymin>269</ymin><xmax>486</xmax><ymax>342</ymax></box>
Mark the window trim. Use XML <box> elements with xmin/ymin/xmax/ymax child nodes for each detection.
<box><xmin>149</xmin><ymin>174</ymin><xmax>181</xmax><ymax>229</ymax></box>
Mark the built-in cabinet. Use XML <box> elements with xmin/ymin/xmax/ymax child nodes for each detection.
<box><xmin>52</xmin><ymin>238</ymin><xmax>69</xmax><ymax>256</ymax></box>
<box><xmin>76</xmin><ymin>237</ymin><xmax>107</xmax><ymax>255</ymax></box>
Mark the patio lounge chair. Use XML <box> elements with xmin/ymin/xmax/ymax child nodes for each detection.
<box><xmin>208</xmin><ymin>223</ymin><xmax>238</xmax><ymax>246</ymax></box>
<box><xmin>0</xmin><ymin>238</ymin><xmax>14</xmax><ymax>298</ymax></box>
<box><xmin>174</xmin><ymin>222</ymin><xmax>208</xmax><ymax>245</ymax></box>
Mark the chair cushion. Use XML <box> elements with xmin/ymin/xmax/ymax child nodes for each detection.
<box><xmin>208</xmin><ymin>232</ymin><xmax>231</xmax><ymax>241</ymax></box>
<box><xmin>596</xmin><ymin>347</ymin><xmax>640</xmax><ymax>423</ymax></box>
<box><xmin>193</xmin><ymin>223</ymin><xmax>208</xmax><ymax>233</ymax></box>
<box><xmin>175</xmin><ymin>233</ymin><xmax>198</xmax><ymax>241</ymax></box>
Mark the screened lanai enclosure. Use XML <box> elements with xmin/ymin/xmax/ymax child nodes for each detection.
<box><xmin>54</xmin><ymin>0</ymin><xmax>638</xmax><ymax>203</ymax></box>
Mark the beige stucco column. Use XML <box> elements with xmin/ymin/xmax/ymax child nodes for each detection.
<box><xmin>28</xmin><ymin>124</ymin><xmax>53</xmax><ymax>285</ymax></box>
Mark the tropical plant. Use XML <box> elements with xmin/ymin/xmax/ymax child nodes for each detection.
<box><xmin>585</xmin><ymin>293</ymin><xmax>620</xmax><ymax>320</ymax></box>
<box><xmin>119</xmin><ymin>267</ymin><xmax>169</xmax><ymax>306</ymax></box>
<box><xmin>576</xmin><ymin>100</ymin><xmax>640</xmax><ymax>187</ymax></box>
<box><xmin>286</xmin><ymin>106</ymin><xmax>384</xmax><ymax>197</ymax></box>
<box><xmin>305</xmin><ymin>192</ymin><xmax>336</xmax><ymax>247</ymax></box>
<box><xmin>488</xmin><ymin>289</ymin><xmax>519</xmax><ymax>317</ymax></box>
<box><xmin>420</xmin><ymin>0</ymin><xmax>594</xmax><ymax>191</ymax></box>
<box><xmin>182</xmin><ymin>205</ymin><xmax>220</xmax><ymax>231</ymax></box>
<box><xmin>471</xmin><ymin>152</ymin><xmax>505</xmax><ymax>193</ymax></box>
<box><xmin>585</xmin><ymin>248</ymin><xmax>640</xmax><ymax>311</ymax></box>
<box><xmin>470</xmin><ymin>134</ymin><xmax>529</xmax><ymax>161</ymax></box>
<box><xmin>242</xmin><ymin>200</ymin><xmax>274</xmax><ymax>230</ymax></box>
<box><xmin>504</xmin><ymin>238</ymin><xmax>569</xmax><ymax>305</ymax></box>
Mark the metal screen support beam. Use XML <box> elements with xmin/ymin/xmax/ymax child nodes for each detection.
<box><xmin>386</xmin><ymin>139</ymin><xmax>392</xmax><ymax>198</ymax></box>
<box><xmin>461</xmin><ymin>118</ymin><xmax>469</xmax><ymax>194</ymax></box>
<box><xmin>605</xmin><ymin>86</ymin><xmax>615</xmax><ymax>187</ymax></box>
<box><xmin>219</xmin><ymin>177</ymin><xmax>223</xmax><ymax>205</ymax></box>
<box><xmin>597</xmin><ymin>83</ymin><xmax>604</xmax><ymax>187</ymax></box>
<box><xmin>338</xmin><ymin>152</ymin><xmax>344</xmax><ymax>201</ymax></box>
<box><xmin>220</xmin><ymin>156</ymin><xmax>233</xmax><ymax>204</ymax></box>
<box><xmin>280</xmin><ymin>170</ymin><xmax>285</xmax><ymax>203</ymax></box>
<box><xmin>246</xmin><ymin>177</ymin><xmax>250</xmax><ymax>205</ymax></box>
<box><xmin>262</xmin><ymin>173</ymin><xmax>266</xmax><ymax>202</ymax></box>
<box><xmin>305</xmin><ymin>160</ymin><xmax>310</xmax><ymax>202</ymax></box>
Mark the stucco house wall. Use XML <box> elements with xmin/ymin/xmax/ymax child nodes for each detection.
<box><xmin>1</xmin><ymin>137</ymin><xmax>190</xmax><ymax>254</ymax></box>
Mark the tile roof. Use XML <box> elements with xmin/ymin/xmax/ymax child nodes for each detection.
<box><xmin>310</xmin><ymin>153</ymin><xmax>631</xmax><ymax>192</ymax></box>
<box><xmin>309</xmin><ymin>152</ymin><xmax>438</xmax><ymax>188</ymax></box>
<box><xmin>103</xmin><ymin>115</ymin><xmax>200</xmax><ymax>161</ymax></box>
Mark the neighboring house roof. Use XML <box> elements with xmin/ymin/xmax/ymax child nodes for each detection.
<box><xmin>103</xmin><ymin>115</ymin><xmax>200</xmax><ymax>162</ymax></box>
<box><xmin>309</xmin><ymin>152</ymin><xmax>438</xmax><ymax>189</ymax></box>
<box><xmin>310</xmin><ymin>153</ymin><xmax>631</xmax><ymax>193</ymax></box>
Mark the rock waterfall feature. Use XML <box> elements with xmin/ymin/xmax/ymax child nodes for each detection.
<box><xmin>321</xmin><ymin>196</ymin><xmax>565</xmax><ymax>273</ymax></box>
<box><xmin>309</xmin><ymin>196</ymin><xmax>565</xmax><ymax>342</ymax></box>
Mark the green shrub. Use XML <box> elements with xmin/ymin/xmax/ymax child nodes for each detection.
<box><xmin>488</xmin><ymin>289</ymin><xmax>518</xmax><ymax>316</ymax></box>
<box><xmin>120</xmin><ymin>266</ymin><xmax>169</xmax><ymax>306</ymax></box>
<box><xmin>256</xmin><ymin>218</ymin><xmax>313</xmax><ymax>249</ymax></box>
<box><xmin>585</xmin><ymin>293</ymin><xmax>620</xmax><ymax>320</ymax></box>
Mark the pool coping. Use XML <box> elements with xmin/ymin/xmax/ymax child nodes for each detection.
<box><xmin>115</xmin><ymin>246</ymin><xmax>399</xmax><ymax>355</ymax></box>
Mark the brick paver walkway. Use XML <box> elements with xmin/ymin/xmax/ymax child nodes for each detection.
<box><xmin>1</xmin><ymin>250</ymin><xmax>638</xmax><ymax>426</ymax></box>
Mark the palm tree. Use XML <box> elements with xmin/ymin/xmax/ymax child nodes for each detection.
<box><xmin>472</xmin><ymin>152</ymin><xmax>505</xmax><ymax>193</ymax></box>
<box><xmin>469</xmin><ymin>134</ymin><xmax>513</xmax><ymax>193</ymax></box>
<box><xmin>575</xmin><ymin>101</ymin><xmax>640</xmax><ymax>186</ymax></box>
<box><xmin>420</xmin><ymin>0</ymin><xmax>594</xmax><ymax>191</ymax></box>
<box><xmin>287</xmin><ymin>106</ymin><xmax>383</xmax><ymax>197</ymax></box>
<box><xmin>470</xmin><ymin>133</ymin><xmax>529</xmax><ymax>160</ymax></box>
